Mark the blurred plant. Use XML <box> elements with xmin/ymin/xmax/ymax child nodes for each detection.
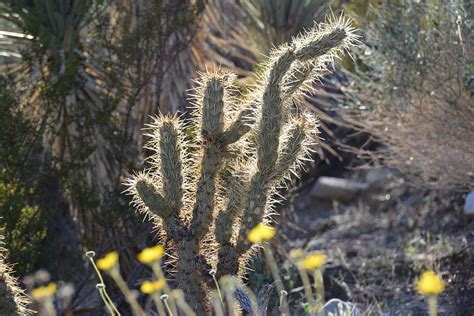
<box><xmin>301</xmin><ymin>252</ymin><xmax>327</xmax><ymax>313</ymax></box>
<box><xmin>417</xmin><ymin>270</ymin><xmax>445</xmax><ymax>316</ymax></box>
<box><xmin>31</xmin><ymin>283</ymin><xmax>57</xmax><ymax>316</ymax></box>
<box><xmin>248</xmin><ymin>224</ymin><xmax>290</xmax><ymax>314</ymax></box>
<box><xmin>26</xmin><ymin>269</ymin><xmax>76</xmax><ymax>316</ymax></box>
<box><xmin>85</xmin><ymin>251</ymin><xmax>118</xmax><ymax>315</ymax></box>
<box><xmin>125</xmin><ymin>16</ymin><xmax>357</xmax><ymax>312</ymax></box>
<box><xmin>0</xmin><ymin>76</ymin><xmax>47</xmax><ymax>274</ymax></box>
<box><xmin>0</xmin><ymin>233</ymin><xmax>31</xmax><ymax>315</ymax></box>
<box><xmin>340</xmin><ymin>0</ymin><xmax>474</xmax><ymax>190</ymax></box>
<box><xmin>96</xmin><ymin>251</ymin><xmax>146</xmax><ymax>315</ymax></box>
<box><xmin>137</xmin><ymin>245</ymin><xmax>177</xmax><ymax>315</ymax></box>
<box><xmin>89</xmin><ymin>246</ymin><xmax>180</xmax><ymax>316</ymax></box>
<box><xmin>0</xmin><ymin>0</ymin><xmax>205</xmax><ymax>279</ymax></box>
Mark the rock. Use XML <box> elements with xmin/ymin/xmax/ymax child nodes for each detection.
<box><xmin>322</xmin><ymin>298</ymin><xmax>360</xmax><ymax>316</ymax></box>
<box><xmin>310</xmin><ymin>177</ymin><xmax>369</xmax><ymax>203</ymax></box>
<box><xmin>464</xmin><ymin>191</ymin><xmax>474</xmax><ymax>217</ymax></box>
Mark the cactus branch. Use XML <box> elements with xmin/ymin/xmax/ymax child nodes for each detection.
<box><xmin>273</xmin><ymin>121</ymin><xmax>313</xmax><ymax>180</ymax></box>
<box><xmin>221</xmin><ymin>107</ymin><xmax>254</xmax><ymax>145</ymax></box>
<box><xmin>191</xmin><ymin>74</ymin><xmax>227</xmax><ymax>239</ymax></box>
<box><xmin>158</xmin><ymin>121</ymin><xmax>184</xmax><ymax>213</ymax></box>
<box><xmin>135</xmin><ymin>179</ymin><xmax>186</xmax><ymax>239</ymax></box>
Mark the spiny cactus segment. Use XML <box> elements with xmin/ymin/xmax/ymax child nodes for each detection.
<box><xmin>0</xmin><ymin>236</ymin><xmax>30</xmax><ymax>315</ymax></box>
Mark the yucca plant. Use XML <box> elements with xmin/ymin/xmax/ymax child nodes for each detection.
<box><xmin>0</xmin><ymin>0</ymin><xmax>205</xmax><ymax>257</ymax></box>
<box><xmin>0</xmin><ymin>0</ymin><xmax>113</xmax><ymax>247</ymax></box>
<box><xmin>200</xmin><ymin>0</ymin><xmax>330</xmax><ymax>78</ymax></box>
<box><xmin>126</xmin><ymin>16</ymin><xmax>357</xmax><ymax>313</ymax></box>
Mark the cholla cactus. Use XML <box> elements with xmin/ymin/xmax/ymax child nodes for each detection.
<box><xmin>0</xmin><ymin>237</ymin><xmax>30</xmax><ymax>315</ymax></box>
<box><xmin>126</xmin><ymin>16</ymin><xmax>357</xmax><ymax>312</ymax></box>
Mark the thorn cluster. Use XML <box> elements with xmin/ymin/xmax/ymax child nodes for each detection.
<box><xmin>0</xmin><ymin>236</ymin><xmax>31</xmax><ymax>315</ymax></box>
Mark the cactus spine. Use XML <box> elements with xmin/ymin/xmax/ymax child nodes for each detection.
<box><xmin>126</xmin><ymin>16</ymin><xmax>357</xmax><ymax>312</ymax></box>
<box><xmin>0</xmin><ymin>236</ymin><xmax>30</xmax><ymax>315</ymax></box>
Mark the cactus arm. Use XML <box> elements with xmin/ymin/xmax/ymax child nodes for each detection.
<box><xmin>295</xmin><ymin>28</ymin><xmax>348</xmax><ymax>62</ymax></box>
<box><xmin>283</xmin><ymin>63</ymin><xmax>314</xmax><ymax>98</ymax></box>
<box><xmin>190</xmin><ymin>77</ymin><xmax>226</xmax><ymax>239</ymax></box>
<box><xmin>158</xmin><ymin>121</ymin><xmax>184</xmax><ymax>214</ymax></box>
<box><xmin>230</xmin><ymin>46</ymin><xmax>297</xmax><ymax>254</ymax></box>
<box><xmin>135</xmin><ymin>179</ymin><xmax>171</xmax><ymax>216</ymax></box>
<box><xmin>221</xmin><ymin>23</ymin><xmax>350</xmax><ymax>147</ymax></box>
<box><xmin>214</xmin><ymin>171</ymin><xmax>245</xmax><ymax>276</ymax></box>
<box><xmin>272</xmin><ymin>123</ymin><xmax>309</xmax><ymax>180</ymax></box>
<box><xmin>201</xmin><ymin>78</ymin><xmax>225</xmax><ymax>135</ymax></box>
<box><xmin>135</xmin><ymin>179</ymin><xmax>186</xmax><ymax>238</ymax></box>
<box><xmin>221</xmin><ymin>107</ymin><xmax>254</xmax><ymax>145</ymax></box>
<box><xmin>232</xmin><ymin>23</ymin><xmax>353</xmax><ymax>257</ymax></box>
<box><xmin>215</xmin><ymin>171</ymin><xmax>245</xmax><ymax>245</ymax></box>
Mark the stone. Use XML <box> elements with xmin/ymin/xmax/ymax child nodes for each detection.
<box><xmin>310</xmin><ymin>177</ymin><xmax>369</xmax><ymax>203</ymax></box>
<box><xmin>463</xmin><ymin>191</ymin><xmax>474</xmax><ymax>217</ymax></box>
<box><xmin>322</xmin><ymin>298</ymin><xmax>360</xmax><ymax>316</ymax></box>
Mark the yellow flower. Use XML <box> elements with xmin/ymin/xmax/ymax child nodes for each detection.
<box><xmin>137</xmin><ymin>245</ymin><xmax>165</xmax><ymax>264</ymax></box>
<box><xmin>31</xmin><ymin>283</ymin><xmax>57</xmax><ymax>300</ymax></box>
<box><xmin>247</xmin><ymin>224</ymin><xmax>276</xmax><ymax>243</ymax></box>
<box><xmin>417</xmin><ymin>271</ymin><xmax>445</xmax><ymax>295</ymax></box>
<box><xmin>140</xmin><ymin>279</ymin><xmax>166</xmax><ymax>294</ymax></box>
<box><xmin>300</xmin><ymin>253</ymin><xmax>326</xmax><ymax>270</ymax></box>
<box><xmin>97</xmin><ymin>251</ymin><xmax>119</xmax><ymax>271</ymax></box>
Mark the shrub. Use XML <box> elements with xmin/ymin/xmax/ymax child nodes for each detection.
<box><xmin>341</xmin><ymin>0</ymin><xmax>473</xmax><ymax>190</ymax></box>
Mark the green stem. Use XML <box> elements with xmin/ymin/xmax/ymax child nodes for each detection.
<box><xmin>109</xmin><ymin>269</ymin><xmax>146</xmax><ymax>316</ymax></box>
<box><xmin>162</xmin><ymin>295</ymin><xmax>173</xmax><ymax>316</ymax></box>
<box><xmin>222</xmin><ymin>280</ymin><xmax>238</xmax><ymax>316</ymax></box>
<box><xmin>313</xmin><ymin>269</ymin><xmax>325</xmax><ymax>312</ymax></box>
<box><xmin>44</xmin><ymin>297</ymin><xmax>57</xmax><ymax>316</ymax></box>
<box><xmin>171</xmin><ymin>290</ymin><xmax>197</xmax><ymax>316</ymax></box>
<box><xmin>212</xmin><ymin>291</ymin><xmax>226</xmax><ymax>316</ymax></box>
<box><xmin>102</xmin><ymin>289</ymin><xmax>120</xmax><ymax>316</ymax></box>
<box><xmin>99</xmin><ymin>288</ymin><xmax>115</xmax><ymax>316</ymax></box>
<box><xmin>428</xmin><ymin>295</ymin><xmax>438</xmax><ymax>316</ymax></box>
<box><xmin>210</xmin><ymin>271</ymin><xmax>226</xmax><ymax>315</ymax></box>
<box><xmin>88</xmin><ymin>257</ymin><xmax>121</xmax><ymax>315</ymax></box>
<box><xmin>152</xmin><ymin>261</ymin><xmax>178</xmax><ymax>315</ymax></box>
<box><xmin>151</xmin><ymin>292</ymin><xmax>167</xmax><ymax>316</ymax></box>
<box><xmin>263</xmin><ymin>244</ymin><xmax>290</xmax><ymax>316</ymax></box>
<box><xmin>298</xmin><ymin>266</ymin><xmax>315</xmax><ymax>315</ymax></box>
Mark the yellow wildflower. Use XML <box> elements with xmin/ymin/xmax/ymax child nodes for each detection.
<box><xmin>140</xmin><ymin>279</ymin><xmax>166</xmax><ymax>294</ymax></box>
<box><xmin>247</xmin><ymin>224</ymin><xmax>276</xmax><ymax>243</ymax></box>
<box><xmin>417</xmin><ymin>271</ymin><xmax>445</xmax><ymax>295</ymax></box>
<box><xmin>31</xmin><ymin>283</ymin><xmax>57</xmax><ymax>300</ymax></box>
<box><xmin>97</xmin><ymin>251</ymin><xmax>119</xmax><ymax>271</ymax></box>
<box><xmin>300</xmin><ymin>253</ymin><xmax>326</xmax><ymax>270</ymax></box>
<box><xmin>137</xmin><ymin>245</ymin><xmax>165</xmax><ymax>264</ymax></box>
